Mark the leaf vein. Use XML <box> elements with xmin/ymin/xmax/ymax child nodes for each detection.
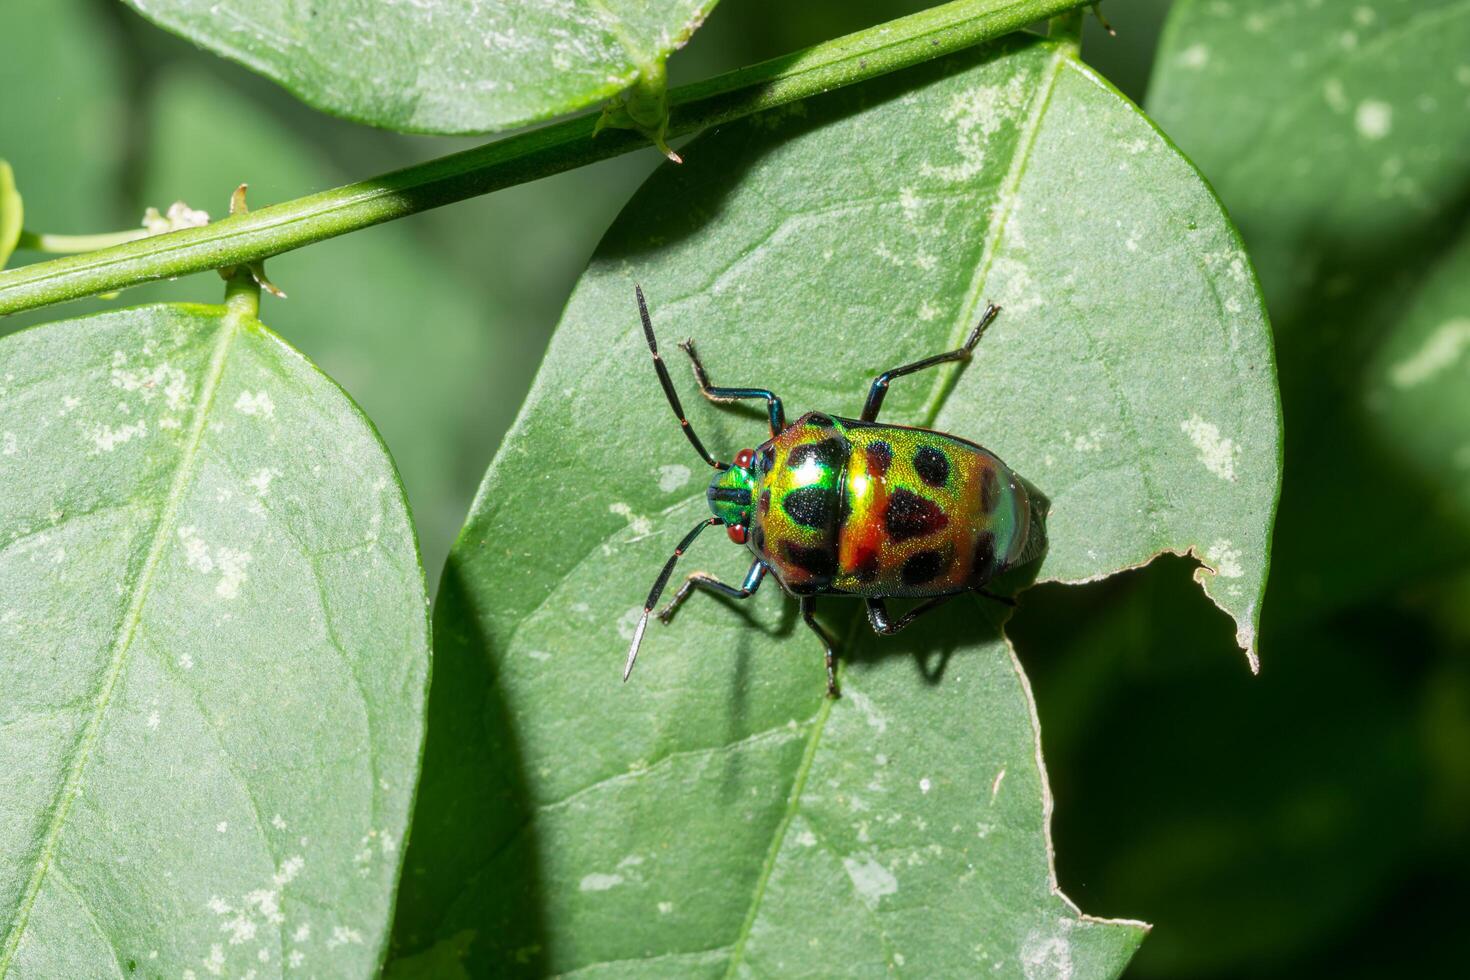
<box><xmin>0</xmin><ymin>312</ymin><xmax>239</xmax><ymax>975</ymax></box>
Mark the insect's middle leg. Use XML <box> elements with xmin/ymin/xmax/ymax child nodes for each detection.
<box><xmin>865</xmin><ymin>594</ymin><xmax>958</xmax><ymax>635</ymax></box>
<box><xmin>799</xmin><ymin>597</ymin><xmax>841</xmax><ymax>699</ymax></box>
<box><xmin>657</xmin><ymin>560</ymin><xmax>766</xmax><ymax>622</ymax></box>
<box><xmin>860</xmin><ymin>303</ymin><xmax>1001</xmax><ymax>422</ymax></box>
<box><xmin>679</xmin><ymin>339</ymin><xmax>786</xmax><ymax>436</ymax></box>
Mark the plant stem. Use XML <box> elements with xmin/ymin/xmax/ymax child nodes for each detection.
<box><xmin>16</xmin><ymin>229</ymin><xmax>149</xmax><ymax>254</ymax></box>
<box><xmin>1048</xmin><ymin>8</ymin><xmax>1086</xmax><ymax>56</ymax></box>
<box><xmin>0</xmin><ymin>0</ymin><xmax>1094</xmax><ymax>317</ymax></box>
<box><xmin>223</xmin><ymin>268</ymin><xmax>261</xmax><ymax>320</ymax></box>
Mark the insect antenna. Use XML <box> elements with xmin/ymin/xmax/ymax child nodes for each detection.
<box><xmin>636</xmin><ymin>285</ymin><xmax>728</xmax><ymax>471</ymax></box>
<box><xmin>624</xmin><ymin>516</ymin><xmax>720</xmax><ymax>683</ymax></box>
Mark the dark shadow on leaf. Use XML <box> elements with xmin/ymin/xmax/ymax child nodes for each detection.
<box><xmin>1011</xmin><ymin>555</ymin><xmax>1436</xmax><ymax>979</ymax></box>
<box><xmin>390</xmin><ymin>559</ymin><xmax>548</xmax><ymax>978</ymax></box>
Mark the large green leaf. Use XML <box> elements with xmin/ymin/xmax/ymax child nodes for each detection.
<box><xmin>119</xmin><ymin>0</ymin><xmax>717</xmax><ymax>134</ymax></box>
<box><xmin>395</xmin><ymin>34</ymin><xmax>1278</xmax><ymax>976</ymax></box>
<box><xmin>0</xmin><ymin>303</ymin><xmax>428</xmax><ymax>976</ymax></box>
<box><xmin>1149</xmin><ymin>0</ymin><xmax>1470</xmax><ymax>616</ymax></box>
<box><xmin>0</xmin><ymin>162</ymin><xmax>19</xmax><ymax>270</ymax></box>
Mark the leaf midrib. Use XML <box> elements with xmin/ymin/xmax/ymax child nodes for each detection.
<box><xmin>0</xmin><ymin>309</ymin><xmax>242</xmax><ymax>974</ymax></box>
<box><xmin>718</xmin><ymin>40</ymin><xmax>1071</xmax><ymax>978</ymax></box>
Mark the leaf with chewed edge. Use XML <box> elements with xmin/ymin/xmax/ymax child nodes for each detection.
<box><xmin>396</xmin><ymin>33</ymin><xmax>1277</xmax><ymax>978</ymax></box>
<box><xmin>0</xmin><ymin>303</ymin><xmax>429</xmax><ymax>978</ymax></box>
<box><xmin>1150</xmin><ymin>0</ymin><xmax>1470</xmax><ymax>616</ymax></box>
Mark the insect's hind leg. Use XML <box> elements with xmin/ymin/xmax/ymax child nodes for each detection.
<box><xmin>865</xmin><ymin>594</ymin><xmax>958</xmax><ymax>635</ymax></box>
<box><xmin>679</xmin><ymin>339</ymin><xmax>787</xmax><ymax>436</ymax></box>
<box><xmin>860</xmin><ymin>303</ymin><xmax>1001</xmax><ymax>422</ymax></box>
<box><xmin>657</xmin><ymin>560</ymin><xmax>767</xmax><ymax>622</ymax></box>
<box><xmin>799</xmin><ymin>597</ymin><xmax>841</xmax><ymax>698</ymax></box>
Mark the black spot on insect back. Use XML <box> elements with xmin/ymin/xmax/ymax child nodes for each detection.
<box><xmin>759</xmin><ymin>488</ymin><xmax>771</xmax><ymax>514</ymax></box>
<box><xmin>788</xmin><ymin>437</ymin><xmax>845</xmax><ymax>473</ymax></box>
<box><xmin>756</xmin><ymin>446</ymin><xmax>775</xmax><ymax>474</ymax></box>
<box><xmin>866</xmin><ymin>440</ymin><xmax>892</xmax><ymax>476</ymax></box>
<box><xmin>902</xmin><ymin>549</ymin><xmax>946</xmax><ymax>586</ymax></box>
<box><xmin>782</xmin><ymin>486</ymin><xmax>833</xmax><ymax>529</ymax></box>
<box><xmin>914</xmin><ymin>446</ymin><xmax>950</xmax><ymax>487</ymax></box>
<box><xmin>885</xmin><ymin>489</ymin><xmax>949</xmax><ymax>541</ymax></box>
<box><xmin>971</xmin><ymin>531</ymin><xmax>996</xmax><ymax>580</ymax></box>
<box><xmin>784</xmin><ymin>542</ymin><xmax>837</xmax><ymax>578</ymax></box>
<box><xmin>980</xmin><ymin>466</ymin><xmax>1000</xmax><ymax>513</ymax></box>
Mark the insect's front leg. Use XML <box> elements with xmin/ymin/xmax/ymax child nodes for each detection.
<box><xmin>678</xmin><ymin>338</ymin><xmax>787</xmax><ymax>436</ymax></box>
<box><xmin>860</xmin><ymin>303</ymin><xmax>1000</xmax><ymax>422</ymax></box>
<box><xmin>657</xmin><ymin>560</ymin><xmax>766</xmax><ymax>622</ymax></box>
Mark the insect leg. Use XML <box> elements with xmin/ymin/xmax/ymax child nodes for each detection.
<box><xmin>864</xmin><ymin>594</ymin><xmax>958</xmax><ymax>635</ymax></box>
<box><xmin>623</xmin><ymin>516</ymin><xmax>720</xmax><ymax>683</ymax></box>
<box><xmin>657</xmin><ymin>560</ymin><xmax>767</xmax><ymax>622</ymax></box>
<box><xmin>976</xmin><ymin>588</ymin><xmax>1016</xmax><ymax>608</ymax></box>
<box><xmin>799</xmin><ymin>597</ymin><xmax>841</xmax><ymax>699</ymax></box>
<box><xmin>679</xmin><ymin>338</ymin><xmax>786</xmax><ymax>436</ymax></box>
<box><xmin>860</xmin><ymin>303</ymin><xmax>1001</xmax><ymax>422</ymax></box>
<box><xmin>637</xmin><ymin>285</ymin><xmax>727</xmax><ymax>470</ymax></box>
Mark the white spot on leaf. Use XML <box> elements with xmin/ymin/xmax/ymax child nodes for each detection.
<box><xmin>1355</xmin><ymin>100</ymin><xmax>1393</xmax><ymax>140</ymax></box>
<box><xmin>1180</xmin><ymin>414</ymin><xmax>1240</xmax><ymax>481</ymax></box>
<box><xmin>609</xmin><ymin>502</ymin><xmax>652</xmax><ymax>537</ymax></box>
<box><xmin>1021</xmin><ymin>927</ymin><xmax>1074</xmax><ymax>980</ymax></box>
<box><xmin>1178</xmin><ymin>43</ymin><xmax>1209</xmax><ymax>69</ymax></box>
<box><xmin>1204</xmin><ymin>539</ymin><xmax>1245</xmax><ymax>579</ymax></box>
<box><xmin>842</xmin><ymin>854</ymin><xmax>898</xmax><ymax>906</ymax></box>
<box><xmin>656</xmin><ymin>464</ymin><xmax>691</xmax><ymax>492</ymax></box>
<box><xmin>579</xmin><ymin>872</ymin><xmax>624</xmax><ymax>892</ymax></box>
<box><xmin>234</xmin><ymin>390</ymin><xmax>275</xmax><ymax>418</ymax></box>
<box><xmin>91</xmin><ymin>419</ymin><xmax>147</xmax><ymax>453</ymax></box>
<box><xmin>1388</xmin><ymin>318</ymin><xmax>1470</xmax><ymax>388</ymax></box>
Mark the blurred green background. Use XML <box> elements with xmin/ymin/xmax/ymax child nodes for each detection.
<box><xmin>3</xmin><ymin>0</ymin><xmax>1464</xmax><ymax>976</ymax></box>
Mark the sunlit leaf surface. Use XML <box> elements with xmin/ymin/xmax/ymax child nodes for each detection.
<box><xmin>0</xmin><ymin>303</ymin><xmax>429</xmax><ymax>977</ymax></box>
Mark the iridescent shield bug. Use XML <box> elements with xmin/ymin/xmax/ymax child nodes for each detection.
<box><xmin>624</xmin><ymin>286</ymin><xmax>1043</xmax><ymax>697</ymax></box>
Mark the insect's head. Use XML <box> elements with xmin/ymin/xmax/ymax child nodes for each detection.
<box><xmin>707</xmin><ymin>448</ymin><xmax>757</xmax><ymax>543</ymax></box>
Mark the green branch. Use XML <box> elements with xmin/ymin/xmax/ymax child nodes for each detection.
<box><xmin>0</xmin><ymin>0</ymin><xmax>1094</xmax><ymax>317</ymax></box>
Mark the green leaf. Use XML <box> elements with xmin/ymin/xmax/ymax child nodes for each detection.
<box><xmin>119</xmin><ymin>0</ymin><xmax>718</xmax><ymax>134</ymax></box>
<box><xmin>395</xmin><ymin>35</ymin><xmax>1278</xmax><ymax>976</ymax></box>
<box><xmin>1148</xmin><ymin>0</ymin><xmax>1470</xmax><ymax>616</ymax></box>
<box><xmin>0</xmin><ymin>161</ymin><xmax>20</xmax><ymax>270</ymax></box>
<box><xmin>0</xmin><ymin>303</ymin><xmax>429</xmax><ymax>976</ymax></box>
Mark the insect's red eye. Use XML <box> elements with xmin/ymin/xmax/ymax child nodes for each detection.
<box><xmin>734</xmin><ymin>448</ymin><xmax>754</xmax><ymax>469</ymax></box>
<box><xmin>726</xmin><ymin>523</ymin><xmax>748</xmax><ymax>544</ymax></box>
